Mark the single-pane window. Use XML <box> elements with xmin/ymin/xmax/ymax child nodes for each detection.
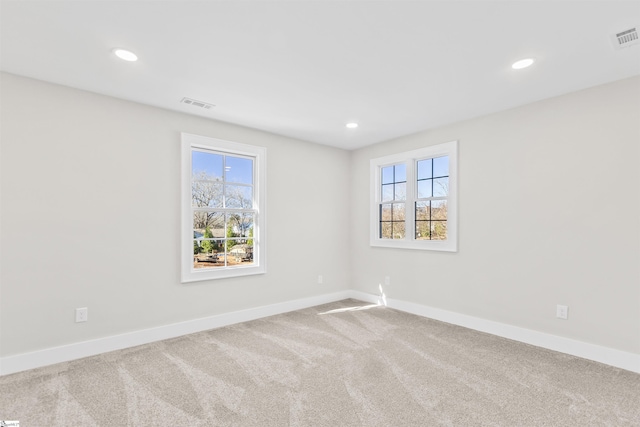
<box><xmin>417</xmin><ymin>160</ymin><xmax>432</xmax><ymax>180</ymax></box>
<box><xmin>416</xmin><ymin>155</ymin><xmax>450</xmax><ymax>241</ymax></box>
<box><xmin>433</xmin><ymin>156</ymin><xmax>449</xmax><ymax>177</ymax></box>
<box><xmin>433</xmin><ymin>177</ymin><xmax>448</xmax><ymax>197</ymax></box>
<box><xmin>382</xmin><ymin>184</ymin><xmax>394</xmax><ymax>202</ymax></box>
<box><xmin>382</xmin><ymin>166</ymin><xmax>394</xmax><ymax>184</ymax></box>
<box><xmin>225</xmin><ymin>156</ymin><xmax>253</xmax><ymax>184</ymax></box>
<box><xmin>417</xmin><ymin>179</ymin><xmax>432</xmax><ymax>198</ymax></box>
<box><xmin>379</xmin><ymin>163</ymin><xmax>407</xmax><ymax>239</ymax></box>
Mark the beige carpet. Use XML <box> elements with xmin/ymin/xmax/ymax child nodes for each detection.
<box><xmin>1</xmin><ymin>299</ymin><xmax>639</xmax><ymax>426</ymax></box>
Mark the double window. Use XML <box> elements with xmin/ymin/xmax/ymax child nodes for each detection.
<box><xmin>181</xmin><ymin>133</ymin><xmax>266</xmax><ymax>282</ymax></box>
<box><xmin>370</xmin><ymin>141</ymin><xmax>457</xmax><ymax>251</ymax></box>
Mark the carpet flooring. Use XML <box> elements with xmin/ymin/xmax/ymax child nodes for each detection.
<box><xmin>1</xmin><ymin>299</ymin><xmax>639</xmax><ymax>426</ymax></box>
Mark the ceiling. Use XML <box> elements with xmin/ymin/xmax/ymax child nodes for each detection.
<box><xmin>1</xmin><ymin>1</ymin><xmax>639</xmax><ymax>150</ymax></box>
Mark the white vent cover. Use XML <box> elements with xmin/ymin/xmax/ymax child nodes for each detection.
<box><xmin>180</xmin><ymin>97</ymin><xmax>214</xmax><ymax>110</ymax></box>
<box><xmin>612</xmin><ymin>27</ymin><xmax>638</xmax><ymax>49</ymax></box>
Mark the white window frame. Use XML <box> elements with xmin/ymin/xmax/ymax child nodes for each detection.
<box><xmin>370</xmin><ymin>140</ymin><xmax>457</xmax><ymax>252</ymax></box>
<box><xmin>181</xmin><ymin>133</ymin><xmax>267</xmax><ymax>282</ymax></box>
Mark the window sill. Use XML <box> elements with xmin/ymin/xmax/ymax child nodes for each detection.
<box><xmin>370</xmin><ymin>238</ymin><xmax>457</xmax><ymax>252</ymax></box>
<box><xmin>182</xmin><ymin>264</ymin><xmax>266</xmax><ymax>283</ymax></box>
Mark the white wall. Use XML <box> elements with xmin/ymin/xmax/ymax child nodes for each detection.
<box><xmin>2</xmin><ymin>72</ymin><xmax>639</xmax><ymax>365</ymax></box>
<box><xmin>350</xmin><ymin>76</ymin><xmax>640</xmax><ymax>354</ymax></box>
<box><xmin>0</xmin><ymin>72</ymin><xmax>351</xmax><ymax>357</ymax></box>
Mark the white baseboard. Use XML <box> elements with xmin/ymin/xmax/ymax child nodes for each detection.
<box><xmin>348</xmin><ymin>290</ymin><xmax>640</xmax><ymax>374</ymax></box>
<box><xmin>2</xmin><ymin>290</ymin><xmax>638</xmax><ymax>375</ymax></box>
<box><xmin>0</xmin><ymin>291</ymin><xmax>353</xmax><ymax>376</ymax></box>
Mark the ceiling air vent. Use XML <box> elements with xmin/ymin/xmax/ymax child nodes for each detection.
<box><xmin>612</xmin><ymin>27</ymin><xmax>638</xmax><ymax>50</ymax></box>
<box><xmin>180</xmin><ymin>97</ymin><xmax>214</xmax><ymax>110</ymax></box>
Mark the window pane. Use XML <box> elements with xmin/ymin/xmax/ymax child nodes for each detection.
<box><xmin>394</xmin><ymin>182</ymin><xmax>406</xmax><ymax>201</ymax></box>
<box><xmin>416</xmin><ymin>221</ymin><xmax>430</xmax><ymax>240</ymax></box>
<box><xmin>432</xmin><ymin>221</ymin><xmax>447</xmax><ymax>240</ymax></box>
<box><xmin>433</xmin><ymin>177</ymin><xmax>449</xmax><ymax>197</ymax></box>
<box><xmin>225</xmin><ymin>156</ymin><xmax>253</xmax><ymax>185</ymax></box>
<box><xmin>381</xmin><ymin>222</ymin><xmax>392</xmax><ymax>239</ymax></box>
<box><xmin>392</xmin><ymin>222</ymin><xmax>405</xmax><ymax>239</ymax></box>
<box><xmin>194</xmin><ymin>239</ymin><xmax>225</xmax><ymax>269</ymax></box>
<box><xmin>192</xmin><ymin>151</ymin><xmax>223</xmax><ymax>180</ymax></box>
<box><xmin>193</xmin><ymin>211</ymin><xmax>225</xmax><ymax>237</ymax></box>
<box><xmin>417</xmin><ymin>159</ymin><xmax>432</xmax><ymax>180</ymax></box>
<box><xmin>433</xmin><ymin>156</ymin><xmax>449</xmax><ymax>177</ymax></box>
<box><xmin>417</xmin><ymin>180</ymin><xmax>432</xmax><ymax>198</ymax></box>
<box><xmin>381</xmin><ymin>184</ymin><xmax>394</xmax><ymax>202</ymax></box>
<box><xmin>395</xmin><ymin>164</ymin><xmax>406</xmax><ymax>182</ymax></box>
<box><xmin>392</xmin><ymin>203</ymin><xmax>405</xmax><ymax>221</ymax></box>
<box><xmin>227</xmin><ymin>240</ymin><xmax>254</xmax><ymax>266</ymax></box>
<box><xmin>192</xmin><ymin>181</ymin><xmax>222</xmax><ymax>208</ymax></box>
<box><xmin>225</xmin><ymin>185</ymin><xmax>253</xmax><ymax>208</ymax></box>
<box><xmin>431</xmin><ymin>200</ymin><xmax>447</xmax><ymax>221</ymax></box>
<box><xmin>228</xmin><ymin>213</ymin><xmax>254</xmax><ymax>238</ymax></box>
<box><xmin>382</xmin><ymin>166</ymin><xmax>394</xmax><ymax>184</ymax></box>
<box><xmin>193</xmin><ymin>212</ymin><xmax>207</xmax><ymax>234</ymax></box>
<box><xmin>380</xmin><ymin>204</ymin><xmax>392</xmax><ymax>221</ymax></box>
<box><xmin>416</xmin><ymin>201</ymin><xmax>430</xmax><ymax>220</ymax></box>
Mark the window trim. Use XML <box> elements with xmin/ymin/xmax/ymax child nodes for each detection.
<box><xmin>370</xmin><ymin>140</ymin><xmax>458</xmax><ymax>252</ymax></box>
<box><xmin>181</xmin><ymin>133</ymin><xmax>267</xmax><ymax>282</ymax></box>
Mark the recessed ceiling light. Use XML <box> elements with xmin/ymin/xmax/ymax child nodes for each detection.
<box><xmin>113</xmin><ymin>48</ymin><xmax>138</xmax><ymax>62</ymax></box>
<box><xmin>512</xmin><ymin>58</ymin><xmax>534</xmax><ymax>70</ymax></box>
<box><xmin>346</xmin><ymin>123</ymin><xmax>358</xmax><ymax>129</ymax></box>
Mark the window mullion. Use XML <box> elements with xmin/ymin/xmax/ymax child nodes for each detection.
<box><xmin>405</xmin><ymin>160</ymin><xmax>416</xmax><ymax>241</ymax></box>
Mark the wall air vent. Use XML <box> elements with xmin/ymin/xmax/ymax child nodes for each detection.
<box><xmin>180</xmin><ymin>97</ymin><xmax>214</xmax><ymax>110</ymax></box>
<box><xmin>612</xmin><ymin>27</ymin><xmax>638</xmax><ymax>50</ymax></box>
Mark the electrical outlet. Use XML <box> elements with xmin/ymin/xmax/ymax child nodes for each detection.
<box><xmin>384</xmin><ymin>276</ymin><xmax>390</xmax><ymax>286</ymax></box>
<box><xmin>556</xmin><ymin>305</ymin><xmax>568</xmax><ymax>320</ymax></box>
<box><xmin>76</xmin><ymin>307</ymin><xmax>88</xmax><ymax>323</ymax></box>
<box><xmin>317</xmin><ymin>275</ymin><xmax>323</xmax><ymax>284</ymax></box>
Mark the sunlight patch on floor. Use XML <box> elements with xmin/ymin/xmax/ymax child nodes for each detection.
<box><xmin>318</xmin><ymin>304</ymin><xmax>380</xmax><ymax>315</ymax></box>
